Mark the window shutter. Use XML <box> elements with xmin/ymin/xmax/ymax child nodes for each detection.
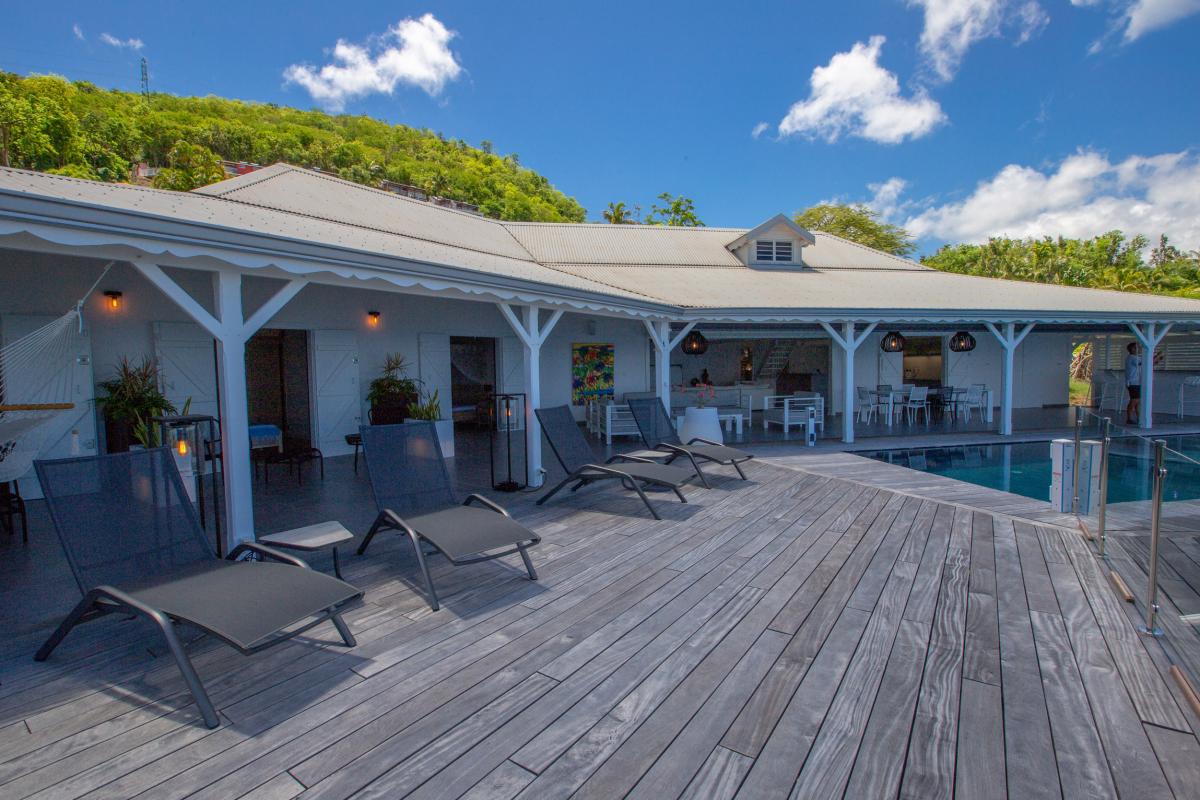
<box><xmin>775</xmin><ymin>241</ymin><xmax>793</xmax><ymax>262</ymax></box>
<box><xmin>755</xmin><ymin>241</ymin><xmax>774</xmax><ymax>262</ymax></box>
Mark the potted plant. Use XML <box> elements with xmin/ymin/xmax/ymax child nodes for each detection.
<box><xmin>367</xmin><ymin>353</ymin><xmax>420</xmax><ymax>425</ymax></box>
<box><xmin>97</xmin><ymin>357</ymin><xmax>177</xmax><ymax>452</ymax></box>
<box><xmin>680</xmin><ymin>383</ymin><xmax>723</xmax><ymax>444</ymax></box>
<box><xmin>405</xmin><ymin>389</ymin><xmax>454</xmax><ymax>458</ymax></box>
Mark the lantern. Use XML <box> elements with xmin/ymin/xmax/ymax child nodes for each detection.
<box><xmin>948</xmin><ymin>331</ymin><xmax>977</xmax><ymax>352</ymax></box>
<box><xmin>739</xmin><ymin>346</ymin><xmax>754</xmax><ymax>382</ymax></box>
<box><xmin>103</xmin><ymin>290</ymin><xmax>123</xmax><ymax>310</ymax></box>
<box><xmin>490</xmin><ymin>392</ymin><xmax>526</xmax><ymax>492</ymax></box>
<box><xmin>681</xmin><ymin>330</ymin><xmax>708</xmax><ymax>355</ymax></box>
<box><xmin>367</xmin><ymin>310</ymin><xmax>381</xmax><ymax>327</ymax></box>
<box><xmin>880</xmin><ymin>331</ymin><xmax>906</xmax><ymax>352</ymax></box>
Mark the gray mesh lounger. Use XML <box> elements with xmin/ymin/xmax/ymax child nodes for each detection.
<box><xmin>33</xmin><ymin>448</ymin><xmax>362</xmax><ymax>729</ymax></box>
<box><xmin>626</xmin><ymin>397</ymin><xmax>755</xmax><ymax>488</ymax></box>
<box><xmin>535</xmin><ymin>405</ymin><xmax>696</xmax><ymax>519</ymax></box>
<box><xmin>356</xmin><ymin>422</ymin><xmax>540</xmax><ymax>611</ymax></box>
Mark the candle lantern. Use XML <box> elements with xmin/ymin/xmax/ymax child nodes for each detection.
<box><xmin>153</xmin><ymin>413</ymin><xmax>222</xmax><ymax>554</ymax></box>
<box><xmin>489</xmin><ymin>392</ymin><xmax>527</xmax><ymax>492</ymax></box>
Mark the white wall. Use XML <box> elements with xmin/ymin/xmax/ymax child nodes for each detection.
<box><xmin>0</xmin><ymin>250</ymin><xmax>654</xmax><ymax>443</ymax></box>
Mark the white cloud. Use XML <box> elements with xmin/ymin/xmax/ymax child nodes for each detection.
<box><xmin>902</xmin><ymin>149</ymin><xmax>1200</xmax><ymax>249</ymax></box>
<box><xmin>283</xmin><ymin>14</ymin><xmax>463</xmax><ymax>111</ymax></box>
<box><xmin>909</xmin><ymin>0</ymin><xmax>1048</xmax><ymax>81</ymax></box>
<box><xmin>1077</xmin><ymin>0</ymin><xmax>1200</xmax><ymax>49</ymax></box>
<box><xmin>751</xmin><ymin>121</ymin><xmax>770</xmax><ymax>139</ymax></box>
<box><xmin>777</xmin><ymin>36</ymin><xmax>945</xmax><ymax>144</ymax></box>
<box><xmin>866</xmin><ymin>177</ymin><xmax>911</xmax><ymax>219</ymax></box>
<box><xmin>100</xmin><ymin>33</ymin><xmax>143</xmax><ymax>50</ymax></box>
<box><xmin>72</xmin><ymin>24</ymin><xmax>84</xmax><ymax>41</ymax></box>
<box><xmin>1122</xmin><ymin>0</ymin><xmax>1200</xmax><ymax>40</ymax></box>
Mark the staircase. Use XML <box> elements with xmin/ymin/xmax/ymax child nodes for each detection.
<box><xmin>756</xmin><ymin>340</ymin><xmax>795</xmax><ymax>381</ymax></box>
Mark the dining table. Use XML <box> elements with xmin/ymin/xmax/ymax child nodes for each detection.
<box><xmin>869</xmin><ymin>388</ymin><xmax>910</xmax><ymax>427</ymax></box>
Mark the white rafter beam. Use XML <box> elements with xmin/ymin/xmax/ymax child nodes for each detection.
<box><xmin>242</xmin><ymin>279</ymin><xmax>307</xmax><ymax>338</ymax></box>
<box><xmin>135</xmin><ymin>263</ymin><xmax>223</xmax><ymax>339</ymax></box>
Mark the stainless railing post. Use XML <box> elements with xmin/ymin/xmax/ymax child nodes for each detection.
<box><xmin>1097</xmin><ymin>417</ymin><xmax>1111</xmax><ymax>557</ymax></box>
<box><xmin>1139</xmin><ymin>439</ymin><xmax>1167</xmax><ymax>638</ymax></box>
<box><xmin>1071</xmin><ymin>406</ymin><xmax>1083</xmax><ymax>516</ymax></box>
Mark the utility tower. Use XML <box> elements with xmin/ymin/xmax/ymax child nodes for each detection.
<box><xmin>140</xmin><ymin>58</ymin><xmax>149</xmax><ymax>98</ymax></box>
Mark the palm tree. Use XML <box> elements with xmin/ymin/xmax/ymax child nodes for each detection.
<box><xmin>603</xmin><ymin>201</ymin><xmax>636</xmax><ymax>224</ymax></box>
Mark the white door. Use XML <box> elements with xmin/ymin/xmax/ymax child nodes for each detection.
<box><xmin>312</xmin><ymin>330</ymin><xmax>359</xmax><ymax>456</ymax></box>
<box><xmin>418</xmin><ymin>333</ymin><xmax>453</xmax><ymax>416</ymax></box>
<box><xmin>2</xmin><ymin>314</ymin><xmax>98</xmax><ymax>498</ymax></box>
<box><xmin>154</xmin><ymin>322</ymin><xmax>219</xmax><ymax>420</ymax></box>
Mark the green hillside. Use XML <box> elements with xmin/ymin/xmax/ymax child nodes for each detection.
<box><xmin>0</xmin><ymin>72</ymin><xmax>586</xmax><ymax>222</ymax></box>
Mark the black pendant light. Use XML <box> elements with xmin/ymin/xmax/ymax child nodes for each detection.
<box><xmin>948</xmin><ymin>330</ymin><xmax>977</xmax><ymax>352</ymax></box>
<box><xmin>681</xmin><ymin>330</ymin><xmax>709</xmax><ymax>355</ymax></box>
<box><xmin>880</xmin><ymin>331</ymin><xmax>906</xmax><ymax>352</ymax></box>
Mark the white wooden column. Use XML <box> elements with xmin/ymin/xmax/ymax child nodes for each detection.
<box><xmin>135</xmin><ymin>263</ymin><xmax>306</xmax><ymax>547</ymax></box>
<box><xmin>498</xmin><ymin>303</ymin><xmax>563</xmax><ymax>487</ymax></box>
<box><xmin>642</xmin><ymin>320</ymin><xmax>696</xmax><ymax>412</ymax></box>
<box><xmin>820</xmin><ymin>321</ymin><xmax>878</xmax><ymax>443</ymax></box>
<box><xmin>1128</xmin><ymin>321</ymin><xmax>1172</xmax><ymax>429</ymax></box>
<box><xmin>984</xmin><ymin>322</ymin><xmax>1035</xmax><ymax>436</ymax></box>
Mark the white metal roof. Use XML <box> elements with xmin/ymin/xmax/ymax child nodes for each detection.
<box><xmin>1</xmin><ymin>164</ymin><xmax>1198</xmax><ymax>323</ymax></box>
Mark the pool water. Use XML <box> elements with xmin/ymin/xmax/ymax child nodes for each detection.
<box><xmin>858</xmin><ymin>436</ymin><xmax>1200</xmax><ymax>504</ymax></box>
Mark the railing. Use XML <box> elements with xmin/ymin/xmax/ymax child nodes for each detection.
<box><xmin>1073</xmin><ymin>406</ymin><xmax>1200</xmax><ymax>637</ymax></box>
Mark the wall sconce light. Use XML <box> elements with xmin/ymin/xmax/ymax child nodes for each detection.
<box><xmin>103</xmin><ymin>290</ymin><xmax>123</xmax><ymax>310</ymax></box>
<box><xmin>367</xmin><ymin>310</ymin><xmax>381</xmax><ymax>327</ymax></box>
<box><xmin>175</xmin><ymin>428</ymin><xmax>190</xmax><ymax>457</ymax></box>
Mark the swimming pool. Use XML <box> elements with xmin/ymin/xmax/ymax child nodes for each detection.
<box><xmin>857</xmin><ymin>436</ymin><xmax>1200</xmax><ymax>504</ymax></box>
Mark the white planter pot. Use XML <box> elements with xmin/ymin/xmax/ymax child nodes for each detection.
<box><xmin>679</xmin><ymin>406</ymin><xmax>723</xmax><ymax>445</ymax></box>
<box><xmin>405</xmin><ymin>418</ymin><xmax>455</xmax><ymax>459</ymax></box>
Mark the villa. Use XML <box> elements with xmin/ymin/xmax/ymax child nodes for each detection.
<box><xmin>3</xmin><ymin>164</ymin><xmax>1200</xmax><ymax>797</ymax></box>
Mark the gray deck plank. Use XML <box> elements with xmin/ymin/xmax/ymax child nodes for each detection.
<box><xmin>732</xmin><ymin>608</ymin><xmax>871</xmax><ymax>798</ymax></box>
<box><xmin>991</xmin><ymin>516</ymin><xmax>1061</xmax><ymax>800</ymax></box>
<box><xmin>954</xmin><ymin>679</ymin><xmax>1007</xmax><ymax>800</ymax></box>
<box><xmin>1046</xmin><ymin>558</ymin><xmax>1175</xmax><ymax>799</ymax></box>
<box><xmin>842</xmin><ymin>617</ymin><xmax>931</xmax><ymax>800</ymax></box>
<box><xmin>678</xmin><ymin>746</ymin><xmax>754</xmax><ymax>800</ymax></box>
<box><xmin>1144</xmin><ymin>723</ymin><xmax>1200</xmax><ymax>800</ymax></box>
<box><xmin>899</xmin><ymin>533</ymin><xmax>970</xmax><ymax>800</ymax></box>
<box><xmin>1029</xmin><ymin>609</ymin><xmax>1119</xmax><ymax>800</ymax></box>
<box><xmin>459</xmin><ymin>761</ymin><xmax>537</xmax><ymax>800</ymax></box>
<box><xmin>623</xmin><ymin>630</ymin><xmax>789</xmax><ymax>799</ymax></box>
<box><xmin>789</xmin><ymin>560</ymin><xmax>918</xmax><ymax>798</ymax></box>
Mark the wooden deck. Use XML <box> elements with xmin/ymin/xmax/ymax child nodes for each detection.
<box><xmin>2</xmin><ymin>459</ymin><xmax>1199</xmax><ymax>798</ymax></box>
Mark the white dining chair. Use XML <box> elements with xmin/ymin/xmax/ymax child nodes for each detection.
<box><xmin>856</xmin><ymin>386</ymin><xmax>877</xmax><ymax>423</ymax></box>
<box><xmin>961</xmin><ymin>385</ymin><xmax>986</xmax><ymax>421</ymax></box>
<box><xmin>905</xmin><ymin>386</ymin><xmax>930</xmax><ymax>424</ymax></box>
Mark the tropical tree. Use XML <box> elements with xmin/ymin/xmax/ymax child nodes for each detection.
<box><xmin>152</xmin><ymin>141</ymin><xmax>226</xmax><ymax>191</ymax></box>
<box><xmin>794</xmin><ymin>203</ymin><xmax>916</xmax><ymax>256</ymax></box>
<box><xmin>645</xmin><ymin>192</ymin><xmax>703</xmax><ymax>227</ymax></box>
<box><xmin>603</xmin><ymin>201</ymin><xmax>637</xmax><ymax>224</ymax></box>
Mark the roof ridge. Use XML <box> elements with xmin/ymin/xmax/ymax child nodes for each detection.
<box><xmin>502</xmin><ymin>220</ymin><xmax>748</xmax><ymax>232</ymax></box>
<box><xmin>812</xmin><ymin>230</ymin><xmax>929</xmax><ymax>270</ymax></box>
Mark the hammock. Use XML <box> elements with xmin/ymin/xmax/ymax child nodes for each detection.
<box><xmin>0</xmin><ymin>309</ymin><xmax>84</xmax><ymax>484</ymax></box>
<box><xmin>0</xmin><ymin>262</ymin><xmax>113</xmax><ymax>484</ymax></box>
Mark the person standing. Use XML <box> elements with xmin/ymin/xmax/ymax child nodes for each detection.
<box><xmin>1125</xmin><ymin>342</ymin><xmax>1143</xmax><ymax>425</ymax></box>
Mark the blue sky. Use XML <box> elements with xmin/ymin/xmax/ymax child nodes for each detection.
<box><xmin>2</xmin><ymin>1</ymin><xmax>1199</xmax><ymax>253</ymax></box>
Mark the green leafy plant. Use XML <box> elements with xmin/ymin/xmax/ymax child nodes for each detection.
<box><xmin>97</xmin><ymin>357</ymin><xmax>176</xmax><ymax>447</ymax></box>
<box><xmin>367</xmin><ymin>353</ymin><xmax>420</xmax><ymax>407</ymax></box>
<box><xmin>406</xmin><ymin>389</ymin><xmax>443</xmax><ymax>421</ymax></box>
